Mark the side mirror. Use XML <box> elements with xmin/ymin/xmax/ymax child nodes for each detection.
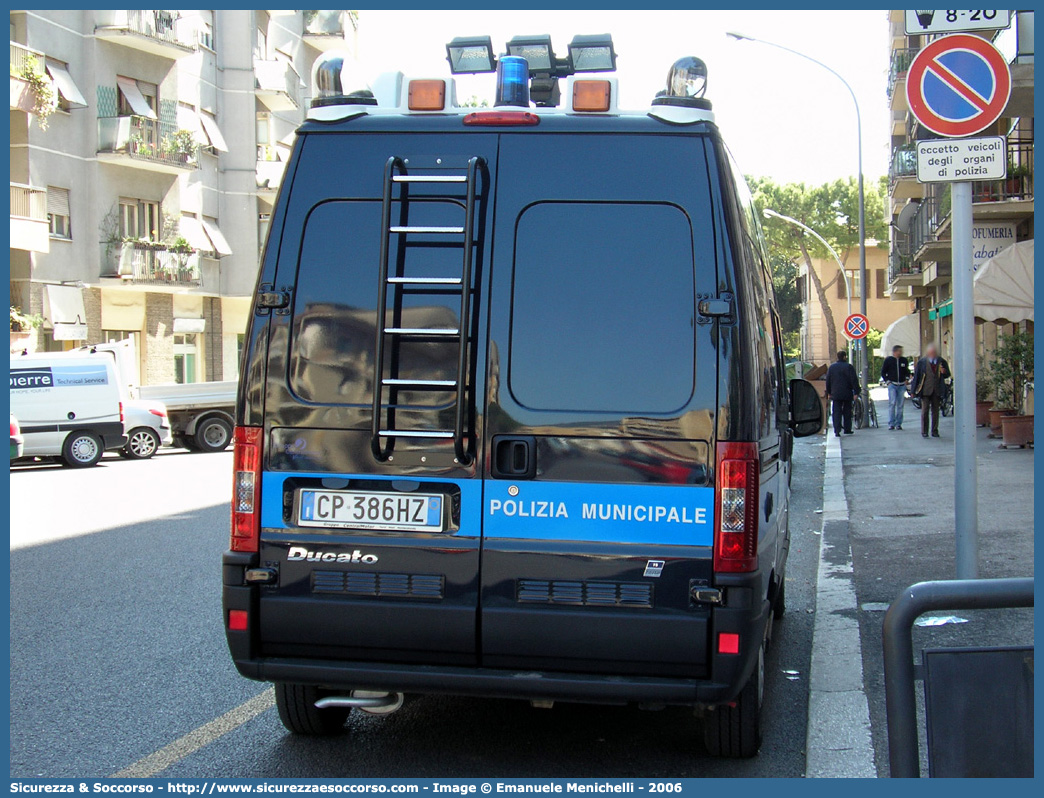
<box><xmin>789</xmin><ymin>378</ymin><xmax>823</xmax><ymax>438</ymax></box>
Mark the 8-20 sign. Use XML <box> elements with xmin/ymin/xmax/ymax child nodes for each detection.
<box><xmin>905</xmin><ymin>10</ymin><xmax>1011</xmax><ymax>35</ymax></box>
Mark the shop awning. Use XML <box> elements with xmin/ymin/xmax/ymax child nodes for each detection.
<box><xmin>45</xmin><ymin>62</ymin><xmax>87</xmax><ymax>108</ymax></box>
<box><xmin>974</xmin><ymin>239</ymin><xmax>1034</xmax><ymax>324</ymax></box>
<box><xmin>116</xmin><ymin>77</ymin><xmax>157</xmax><ymax>120</ymax></box>
<box><xmin>880</xmin><ymin>313</ymin><xmax>921</xmax><ymax>356</ymax></box>
<box><xmin>928</xmin><ymin>298</ymin><xmax>953</xmax><ymax>320</ymax></box>
<box><xmin>43</xmin><ymin>284</ymin><xmax>88</xmax><ymax>341</ymax></box>
<box><xmin>200</xmin><ymin>217</ymin><xmax>232</xmax><ymax>256</ymax></box>
<box><xmin>199</xmin><ymin>112</ymin><xmax>229</xmax><ymax>152</ymax></box>
<box><xmin>179</xmin><ymin>215</ymin><xmax>213</xmax><ymax>252</ymax></box>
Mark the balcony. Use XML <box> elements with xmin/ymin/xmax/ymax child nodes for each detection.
<box><xmin>889</xmin><ymin>145</ymin><xmax>919</xmax><ymax>200</ymax></box>
<box><xmin>10</xmin><ymin>41</ymin><xmax>49</xmax><ymax>114</ymax></box>
<box><xmin>255</xmin><ymin>59</ymin><xmax>301</xmax><ymax>111</ymax></box>
<box><xmin>888</xmin><ymin>232</ymin><xmax>921</xmax><ymax>287</ymax></box>
<box><xmin>103</xmin><ymin>241</ymin><xmax>203</xmax><ymax>289</ymax></box>
<box><xmin>97</xmin><ymin>115</ymin><xmax>200</xmax><ymax>175</ymax></box>
<box><xmin>94</xmin><ymin>11</ymin><xmax>195</xmax><ymax>59</ymax></box>
<box><xmin>887</xmin><ymin>47</ymin><xmax>918</xmax><ymax>111</ymax></box>
<box><xmin>302</xmin><ymin>10</ymin><xmax>353</xmax><ymax>52</ymax></box>
<box><xmin>9</xmin><ymin>183</ymin><xmax>49</xmax><ymax>253</ymax></box>
<box><xmin>909</xmin><ymin>189</ymin><xmax>951</xmax><ymax>261</ymax></box>
<box><xmin>970</xmin><ymin>138</ymin><xmax>1034</xmax><ymax>215</ymax></box>
<box><xmin>256</xmin><ymin>145</ymin><xmax>288</xmax><ymax>199</ymax></box>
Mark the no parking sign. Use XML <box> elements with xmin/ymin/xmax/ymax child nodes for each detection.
<box><xmin>843</xmin><ymin>313</ymin><xmax>869</xmax><ymax>340</ymax></box>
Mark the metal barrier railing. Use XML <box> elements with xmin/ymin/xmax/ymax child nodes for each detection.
<box><xmin>882</xmin><ymin>578</ymin><xmax>1034</xmax><ymax>777</ymax></box>
<box><xmin>10</xmin><ymin>41</ymin><xmax>45</xmax><ymax>76</ymax></box>
<box><xmin>887</xmin><ymin>47</ymin><xmax>918</xmax><ymax>101</ymax></box>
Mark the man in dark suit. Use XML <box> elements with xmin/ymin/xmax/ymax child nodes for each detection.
<box><xmin>825</xmin><ymin>350</ymin><xmax>860</xmax><ymax>437</ymax></box>
<box><xmin>912</xmin><ymin>342</ymin><xmax>951</xmax><ymax>438</ymax></box>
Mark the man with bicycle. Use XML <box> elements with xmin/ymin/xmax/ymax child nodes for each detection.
<box><xmin>912</xmin><ymin>343</ymin><xmax>951</xmax><ymax>438</ymax></box>
<box><xmin>881</xmin><ymin>344</ymin><xmax>911</xmax><ymax>430</ymax></box>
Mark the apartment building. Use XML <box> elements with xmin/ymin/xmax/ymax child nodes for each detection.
<box><xmin>797</xmin><ymin>244</ymin><xmax>910</xmax><ymax>364</ymax></box>
<box><xmin>885</xmin><ymin>9</ymin><xmax>1034</xmax><ymax>361</ymax></box>
<box><xmin>9</xmin><ymin>9</ymin><xmax>358</xmax><ymax>384</ymax></box>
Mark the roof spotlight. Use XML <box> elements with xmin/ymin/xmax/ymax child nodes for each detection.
<box><xmin>568</xmin><ymin>34</ymin><xmax>617</xmax><ymax>73</ymax></box>
<box><xmin>506</xmin><ymin>34</ymin><xmax>555</xmax><ymax>72</ymax></box>
<box><xmin>653</xmin><ymin>56</ymin><xmax>712</xmax><ymax>110</ymax></box>
<box><xmin>446</xmin><ymin>36</ymin><xmax>497</xmax><ymax>74</ymax></box>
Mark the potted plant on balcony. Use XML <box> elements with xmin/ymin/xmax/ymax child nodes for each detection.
<box><xmin>129</xmin><ymin>133</ymin><xmax>154</xmax><ymax>158</ymax></box>
<box><xmin>12</xmin><ymin>54</ymin><xmax>56</xmax><ymax>129</ymax></box>
<box><xmin>1006</xmin><ymin>161</ymin><xmax>1032</xmax><ymax>198</ymax></box>
<box><xmin>161</xmin><ymin>129</ymin><xmax>198</xmax><ymax>164</ymax></box>
<box><xmin>10</xmin><ymin>306</ymin><xmax>43</xmax><ymax>353</ymax></box>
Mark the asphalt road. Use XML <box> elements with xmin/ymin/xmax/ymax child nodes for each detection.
<box><xmin>10</xmin><ymin>439</ymin><xmax>825</xmax><ymax>778</ymax></box>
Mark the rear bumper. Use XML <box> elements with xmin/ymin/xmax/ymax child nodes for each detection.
<box><xmin>233</xmin><ymin>655</ymin><xmax>739</xmax><ymax>705</ymax></box>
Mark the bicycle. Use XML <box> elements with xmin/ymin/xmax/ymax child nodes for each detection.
<box><xmin>853</xmin><ymin>390</ymin><xmax>879</xmax><ymax>429</ymax></box>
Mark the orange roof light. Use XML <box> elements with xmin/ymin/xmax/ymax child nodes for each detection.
<box><xmin>572</xmin><ymin>79</ymin><xmax>611</xmax><ymax>112</ymax></box>
<box><xmin>408</xmin><ymin>79</ymin><xmax>446</xmax><ymax>111</ymax></box>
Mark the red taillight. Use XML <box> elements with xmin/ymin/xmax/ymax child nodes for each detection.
<box><xmin>148</xmin><ymin>407</ymin><xmax>167</xmax><ymax>418</ymax></box>
<box><xmin>10</xmin><ymin>418</ymin><xmax>19</xmax><ymax>436</ymax></box>
<box><xmin>714</xmin><ymin>442</ymin><xmax>759</xmax><ymax>573</ymax></box>
<box><xmin>718</xmin><ymin>632</ymin><xmax>740</xmax><ymax>655</ymax></box>
<box><xmin>462</xmin><ymin>110</ymin><xmax>540</xmax><ymax>126</ymax></box>
<box><xmin>119</xmin><ymin>401</ymin><xmax>125</xmax><ymax>425</ymax></box>
<box><xmin>231</xmin><ymin>426</ymin><xmax>263</xmax><ymax>553</ymax></box>
<box><xmin>228</xmin><ymin>609</ymin><xmax>249</xmax><ymax>631</ymax></box>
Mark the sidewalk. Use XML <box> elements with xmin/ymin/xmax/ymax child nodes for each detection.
<box><xmin>829</xmin><ymin>387</ymin><xmax>1035</xmax><ymax>775</ymax></box>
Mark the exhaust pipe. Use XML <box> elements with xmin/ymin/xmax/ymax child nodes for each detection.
<box><xmin>315</xmin><ymin>690</ymin><xmax>404</xmax><ymax>715</ymax></box>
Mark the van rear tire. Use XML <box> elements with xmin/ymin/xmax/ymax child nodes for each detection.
<box><xmin>703</xmin><ymin>641</ymin><xmax>764</xmax><ymax>758</ymax></box>
<box><xmin>61</xmin><ymin>431</ymin><xmax>104</xmax><ymax>468</ymax></box>
<box><xmin>275</xmin><ymin>683</ymin><xmax>350</xmax><ymax>736</ymax></box>
<box><xmin>194</xmin><ymin>417</ymin><xmax>232</xmax><ymax>453</ymax></box>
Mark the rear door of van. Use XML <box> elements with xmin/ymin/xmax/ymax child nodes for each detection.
<box><xmin>256</xmin><ymin>131</ymin><xmax>499</xmax><ymax>666</ymax></box>
<box><xmin>480</xmin><ymin>133</ymin><xmax>722</xmax><ymax>677</ymax></box>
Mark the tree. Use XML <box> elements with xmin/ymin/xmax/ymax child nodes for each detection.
<box><xmin>769</xmin><ymin>254</ymin><xmax>801</xmax><ymax>357</ymax></box>
<box><xmin>749</xmin><ymin>175</ymin><xmax>888</xmax><ymax>360</ymax></box>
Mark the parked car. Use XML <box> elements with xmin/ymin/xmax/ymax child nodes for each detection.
<box><xmin>10</xmin><ymin>414</ymin><xmax>23</xmax><ymax>461</ymax></box>
<box><xmin>121</xmin><ymin>399</ymin><xmax>173</xmax><ymax>460</ymax></box>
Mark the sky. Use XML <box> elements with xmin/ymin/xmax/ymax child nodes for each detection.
<box><xmin>354</xmin><ymin>9</ymin><xmax>892</xmax><ymax>186</ymax></box>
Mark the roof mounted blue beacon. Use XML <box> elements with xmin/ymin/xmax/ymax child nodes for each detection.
<box><xmin>495</xmin><ymin>55</ymin><xmax>530</xmax><ymax>107</ymax></box>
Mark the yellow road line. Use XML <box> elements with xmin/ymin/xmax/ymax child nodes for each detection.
<box><xmin>110</xmin><ymin>688</ymin><xmax>275</xmax><ymax>778</ymax></box>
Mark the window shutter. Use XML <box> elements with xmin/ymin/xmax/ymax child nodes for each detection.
<box><xmin>47</xmin><ymin>187</ymin><xmax>70</xmax><ymax>217</ymax></box>
<box><xmin>876</xmin><ymin>268</ymin><xmax>886</xmax><ymax>298</ymax></box>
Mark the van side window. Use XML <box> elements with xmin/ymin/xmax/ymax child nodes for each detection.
<box><xmin>509</xmin><ymin>202</ymin><xmax>695</xmax><ymax>414</ymax></box>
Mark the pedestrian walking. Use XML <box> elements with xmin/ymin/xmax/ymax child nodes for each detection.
<box><xmin>825</xmin><ymin>350</ymin><xmax>860</xmax><ymax>438</ymax></box>
<box><xmin>881</xmin><ymin>344</ymin><xmax>911</xmax><ymax>430</ymax></box>
<box><xmin>912</xmin><ymin>343</ymin><xmax>950</xmax><ymax>438</ymax></box>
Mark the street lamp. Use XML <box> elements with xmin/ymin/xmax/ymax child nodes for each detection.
<box><xmin>728</xmin><ymin>31</ymin><xmax>870</xmax><ymax>419</ymax></box>
<box><xmin>763</xmin><ymin>208</ymin><xmax>853</xmax><ymax>363</ymax></box>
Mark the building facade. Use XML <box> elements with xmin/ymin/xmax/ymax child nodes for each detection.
<box><xmin>797</xmin><ymin>244</ymin><xmax>909</xmax><ymax>364</ymax></box>
<box><xmin>10</xmin><ymin>9</ymin><xmax>358</xmax><ymax>384</ymax></box>
<box><xmin>885</xmin><ymin>9</ymin><xmax>1034</xmax><ymax>362</ymax></box>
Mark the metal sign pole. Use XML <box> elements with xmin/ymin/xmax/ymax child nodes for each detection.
<box><xmin>951</xmin><ymin>181</ymin><xmax>978</xmax><ymax>578</ymax></box>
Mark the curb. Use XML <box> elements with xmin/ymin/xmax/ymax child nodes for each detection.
<box><xmin>804</xmin><ymin>433</ymin><xmax>876</xmax><ymax>778</ymax></box>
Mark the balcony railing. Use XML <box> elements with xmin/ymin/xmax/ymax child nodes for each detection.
<box><xmin>910</xmin><ymin>188</ymin><xmax>950</xmax><ymax>256</ymax></box>
<box><xmin>888</xmin><ymin>232</ymin><xmax>920</xmax><ymax>284</ymax></box>
<box><xmin>98</xmin><ymin>115</ymin><xmax>199</xmax><ymax>170</ymax></box>
<box><xmin>108</xmin><ymin>241</ymin><xmax>203</xmax><ymax>287</ymax></box>
<box><xmin>96</xmin><ymin>10</ymin><xmax>193</xmax><ymax>49</ymax></box>
<box><xmin>889</xmin><ymin>144</ymin><xmax>917</xmax><ymax>188</ymax></box>
<box><xmin>972</xmin><ymin>138</ymin><xmax>1034</xmax><ymax>203</ymax></box>
<box><xmin>10</xmin><ymin>41</ymin><xmax>45</xmax><ymax>78</ymax></box>
<box><xmin>255</xmin><ymin>59</ymin><xmax>301</xmax><ymax>110</ymax></box>
<box><xmin>887</xmin><ymin>47</ymin><xmax>918</xmax><ymax>101</ymax></box>
<box><xmin>10</xmin><ymin>183</ymin><xmax>47</xmax><ymax>220</ymax></box>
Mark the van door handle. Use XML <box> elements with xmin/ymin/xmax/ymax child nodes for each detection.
<box><xmin>492</xmin><ymin>436</ymin><xmax>536</xmax><ymax>479</ymax></box>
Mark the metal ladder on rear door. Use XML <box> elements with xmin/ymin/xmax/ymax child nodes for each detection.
<box><xmin>370</xmin><ymin>155</ymin><xmax>484</xmax><ymax>465</ymax></box>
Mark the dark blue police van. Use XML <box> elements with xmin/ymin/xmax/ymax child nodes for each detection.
<box><xmin>224</xmin><ymin>38</ymin><xmax>823</xmax><ymax>758</ymax></box>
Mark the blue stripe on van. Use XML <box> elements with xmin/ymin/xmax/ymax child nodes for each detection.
<box><xmin>484</xmin><ymin>481</ymin><xmax>715</xmax><ymax>546</ymax></box>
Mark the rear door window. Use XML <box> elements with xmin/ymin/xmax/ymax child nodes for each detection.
<box><xmin>509</xmin><ymin>202</ymin><xmax>695</xmax><ymax>414</ymax></box>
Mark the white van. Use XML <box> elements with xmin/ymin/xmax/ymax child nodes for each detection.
<box><xmin>9</xmin><ymin>352</ymin><xmax>127</xmax><ymax>467</ymax></box>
